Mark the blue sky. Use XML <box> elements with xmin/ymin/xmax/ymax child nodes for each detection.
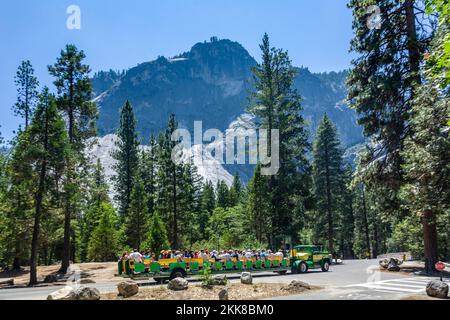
<box><xmin>0</xmin><ymin>0</ymin><xmax>354</xmax><ymax>140</ymax></box>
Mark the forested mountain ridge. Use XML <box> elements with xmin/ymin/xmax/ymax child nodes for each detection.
<box><xmin>92</xmin><ymin>38</ymin><xmax>362</xmax><ymax>146</ymax></box>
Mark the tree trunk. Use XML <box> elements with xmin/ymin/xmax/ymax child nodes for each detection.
<box><xmin>12</xmin><ymin>257</ymin><xmax>21</xmax><ymax>271</ymax></box>
<box><xmin>361</xmin><ymin>185</ymin><xmax>371</xmax><ymax>258</ymax></box>
<box><xmin>59</xmin><ymin>193</ymin><xmax>72</xmax><ymax>274</ymax></box>
<box><xmin>324</xmin><ymin>148</ymin><xmax>333</xmax><ymax>252</ymax></box>
<box><xmin>172</xmin><ymin>164</ymin><xmax>178</xmax><ymax>249</ymax></box>
<box><xmin>405</xmin><ymin>0</ymin><xmax>422</xmax><ymax>86</ymax></box>
<box><xmin>422</xmin><ymin>209</ymin><xmax>438</xmax><ymax>273</ymax></box>
<box><xmin>29</xmin><ymin>115</ymin><xmax>49</xmax><ymax>286</ymax></box>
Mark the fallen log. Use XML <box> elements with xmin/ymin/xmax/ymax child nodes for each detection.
<box><xmin>0</xmin><ymin>279</ymin><xmax>14</xmax><ymax>286</ymax></box>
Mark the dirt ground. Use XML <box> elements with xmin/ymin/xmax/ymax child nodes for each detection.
<box><xmin>0</xmin><ymin>262</ymin><xmax>118</xmax><ymax>286</ymax></box>
<box><xmin>102</xmin><ymin>282</ymin><xmax>319</xmax><ymax>300</ymax></box>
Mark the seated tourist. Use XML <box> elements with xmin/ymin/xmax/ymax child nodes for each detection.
<box><xmin>120</xmin><ymin>252</ymin><xmax>129</xmax><ymax>261</ymax></box>
<box><xmin>128</xmin><ymin>249</ymin><xmax>143</xmax><ymax>263</ymax></box>
<box><xmin>275</xmin><ymin>249</ymin><xmax>284</xmax><ymax>257</ymax></box>
<box><xmin>200</xmin><ymin>250</ymin><xmax>209</xmax><ymax>263</ymax></box>
<box><xmin>175</xmin><ymin>251</ymin><xmax>184</xmax><ymax>261</ymax></box>
<box><xmin>211</xmin><ymin>250</ymin><xmax>221</xmax><ymax>261</ymax></box>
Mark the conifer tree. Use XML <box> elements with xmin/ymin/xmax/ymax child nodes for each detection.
<box><xmin>198</xmin><ymin>181</ymin><xmax>216</xmax><ymax>240</ymax></box>
<box><xmin>216</xmin><ymin>181</ymin><xmax>230</xmax><ymax>208</ymax></box>
<box><xmin>13</xmin><ymin>60</ymin><xmax>39</xmax><ymax>129</ymax></box>
<box><xmin>146</xmin><ymin>211</ymin><xmax>169</xmax><ymax>256</ymax></box>
<box><xmin>401</xmin><ymin>25</ymin><xmax>450</xmax><ymax>269</ymax></box>
<box><xmin>112</xmin><ymin>101</ymin><xmax>140</xmax><ymax>219</ymax></box>
<box><xmin>229</xmin><ymin>172</ymin><xmax>243</xmax><ymax>207</ymax></box>
<box><xmin>246</xmin><ymin>164</ymin><xmax>271</xmax><ymax>243</ymax></box>
<box><xmin>140</xmin><ymin>135</ymin><xmax>157</xmax><ymax>215</ymax></box>
<box><xmin>87</xmin><ymin>202</ymin><xmax>120</xmax><ymax>262</ymax></box>
<box><xmin>155</xmin><ymin>114</ymin><xmax>185</xmax><ymax>249</ymax></box>
<box><xmin>13</xmin><ymin>88</ymin><xmax>70</xmax><ymax>285</ymax></box>
<box><xmin>48</xmin><ymin>44</ymin><xmax>97</xmax><ymax>273</ymax></box>
<box><xmin>347</xmin><ymin>0</ymin><xmax>432</xmax><ymax>213</ymax></box>
<box><xmin>125</xmin><ymin>176</ymin><xmax>149</xmax><ymax>250</ymax></box>
<box><xmin>312</xmin><ymin>115</ymin><xmax>344</xmax><ymax>253</ymax></box>
<box><xmin>247</xmin><ymin>33</ymin><xmax>309</xmax><ymax>246</ymax></box>
<box><xmin>80</xmin><ymin>159</ymin><xmax>110</xmax><ymax>262</ymax></box>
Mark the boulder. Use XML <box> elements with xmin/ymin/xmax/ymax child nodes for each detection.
<box><xmin>80</xmin><ymin>279</ymin><xmax>96</xmax><ymax>284</ymax></box>
<box><xmin>379</xmin><ymin>259</ymin><xmax>389</xmax><ymax>269</ymax></box>
<box><xmin>168</xmin><ymin>277</ymin><xmax>189</xmax><ymax>291</ymax></box>
<box><xmin>47</xmin><ymin>286</ymin><xmax>77</xmax><ymax>300</ymax></box>
<box><xmin>44</xmin><ymin>274</ymin><xmax>59</xmax><ymax>283</ymax></box>
<box><xmin>240</xmin><ymin>272</ymin><xmax>253</xmax><ymax>285</ymax></box>
<box><xmin>426</xmin><ymin>281</ymin><xmax>449</xmax><ymax>299</ymax></box>
<box><xmin>387</xmin><ymin>258</ymin><xmax>401</xmax><ymax>272</ymax></box>
<box><xmin>283</xmin><ymin>280</ymin><xmax>311</xmax><ymax>291</ymax></box>
<box><xmin>75</xmin><ymin>287</ymin><xmax>101</xmax><ymax>300</ymax></box>
<box><xmin>117</xmin><ymin>281</ymin><xmax>139</xmax><ymax>298</ymax></box>
<box><xmin>218</xmin><ymin>288</ymin><xmax>229</xmax><ymax>300</ymax></box>
<box><xmin>212</xmin><ymin>274</ymin><xmax>227</xmax><ymax>286</ymax></box>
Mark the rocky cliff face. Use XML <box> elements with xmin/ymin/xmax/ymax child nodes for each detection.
<box><xmin>92</xmin><ymin>38</ymin><xmax>362</xmax><ymax>147</ymax></box>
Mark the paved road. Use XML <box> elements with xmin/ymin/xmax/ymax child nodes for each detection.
<box><xmin>0</xmin><ymin>259</ymin><xmax>446</xmax><ymax>300</ymax></box>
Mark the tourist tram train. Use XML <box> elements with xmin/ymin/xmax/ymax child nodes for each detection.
<box><xmin>117</xmin><ymin>245</ymin><xmax>332</xmax><ymax>282</ymax></box>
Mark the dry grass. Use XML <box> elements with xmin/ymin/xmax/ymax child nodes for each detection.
<box><xmin>401</xmin><ymin>294</ymin><xmax>448</xmax><ymax>300</ymax></box>
<box><xmin>102</xmin><ymin>282</ymin><xmax>319</xmax><ymax>300</ymax></box>
<box><xmin>0</xmin><ymin>262</ymin><xmax>118</xmax><ymax>286</ymax></box>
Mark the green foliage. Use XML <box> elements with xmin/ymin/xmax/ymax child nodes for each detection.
<box><xmin>200</xmin><ymin>266</ymin><xmax>213</xmax><ymax>286</ymax></box>
<box><xmin>87</xmin><ymin>202</ymin><xmax>120</xmax><ymax>262</ymax></box>
<box><xmin>13</xmin><ymin>60</ymin><xmax>39</xmax><ymax>128</ymax></box>
<box><xmin>246</xmin><ymin>33</ymin><xmax>310</xmax><ymax>246</ymax></box>
<box><xmin>144</xmin><ymin>211</ymin><xmax>169</xmax><ymax>256</ymax></box>
<box><xmin>140</xmin><ymin>136</ymin><xmax>157</xmax><ymax>215</ymax></box>
<box><xmin>216</xmin><ymin>181</ymin><xmax>230</xmax><ymax>208</ymax></box>
<box><xmin>80</xmin><ymin>160</ymin><xmax>111</xmax><ymax>262</ymax></box>
<box><xmin>246</xmin><ymin>163</ymin><xmax>271</xmax><ymax>244</ymax></box>
<box><xmin>312</xmin><ymin>114</ymin><xmax>344</xmax><ymax>252</ymax></box>
<box><xmin>425</xmin><ymin>0</ymin><xmax>450</xmax><ymax>86</ymax></box>
<box><xmin>125</xmin><ymin>176</ymin><xmax>149</xmax><ymax>250</ymax></box>
<box><xmin>155</xmin><ymin>114</ymin><xmax>203</xmax><ymax>249</ymax></box>
<box><xmin>229</xmin><ymin>172</ymin><xmax>243</xmax><ymax>206</ymax></box>
<box><xmin>388</xmin><ymin>216</ymin><xmax>423</xmax><ymax>260</ymax></box>
<box><xmin>112</xmin><ymin>100</ymin><xmax>140</xmax><ymax>219</ymax></box>
<box><xmin>16</xmin><ymin>88</ymin><xmax>70</xmax><ymax>284</ymax></box>
<box><xmin>48</xmin><ymin>44</ymin><xmax>97</xmax><ymax>149</ymax></box>
<box><xmin>347</xmin><ymin>0</ymin><xmax>431</xmax><ymax>199</ymax></box>
<box><xmin>48</xmin><ymin>44</ymin><xmax>97</xmax><ymax>273</ymax></box>
<box><xmin>206</xmin><ymin>205</ymin><xmax>249</xmax><ymax>250</ymax></box>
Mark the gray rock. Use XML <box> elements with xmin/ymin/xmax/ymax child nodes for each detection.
<box><xmin>218</xmin><ymin>288</ymin><xmax>229</xmax><ymax>300</ymax></box>
<box><xmin>240</xmin><ymin>272</ymin><xmax>253</xmax><ymax>285</ymax></box>
<box><xmin>285</xmin><ymin>280</ymin><xmax>311</xmax><ymax>290</ymax></box>
<box><xmin>426</xmin><ymin>280</ymin><xmax>449</xmax><ymax>299</ymax></box>
<box><xmin>47</xmin><ymin>286</ymin><xmax>77</xmax><ymax>300</ymax></box>
<box><xmin>387</xmin><ymin>258</ymin><xmax>401</xmax><ymax>272</ymax></box>
<box><xmin>212</xmin><ymin>274</ymin><xmax>228</xmax><ymax>286</ymax></box>
<box><xmin>80</xmin><ymin>279</ymin><xmax>96</xmax><ymax>284</ymax></box>
<box><xmin>379</xmin><ymin>259</ymin><xmax>389</xmax><ymax>269</ymax></box>
<box><xmin>168</xmin><ymin>277</ymin><xmax>189</xmax><ymax>291</ymax></box>
<box><xmin>44</xmin><ymin>274</ymin><xmax>59</xmax><ymax>283</ymax></box>
<box><xmin>117</xmin><ymin>280</ymin><xmax>139</xmax><ymax>298</ymax></box>
<box><xmin>75</xmin><ymin>287</ymin><xmax>101</xmax><ymax>300</ymax></box>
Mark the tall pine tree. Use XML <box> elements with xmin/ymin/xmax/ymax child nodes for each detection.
<box><xmin>112</xmin><ymin>101</ymin><xmax>140</xmax><ymax>219</ymax></box>
<box><xmin>125</xmin><ymin>176</ymin><xmax>149</xmax><ymax>250</ymax></box>
<box><xmin>48</xmin><ymin>44</ymin><xmax>97</xmax><ymax>273</ymax></box>
<box><xmin>13</xmin><ymin>60</ymin><xmax>39</xmax><ymax>129</ymax></box>
<box><xmin>247</xmin><ymin>34</ymin><xmax>309</xmax><ymax>247</ymax></box>
<box><xmin>12</xmin><ymin>88</ymin><xmax>70</xmax><ymax>285</ymax></box>
<box><xmin>312</xmin><ymin>115</ymin><xmax>344</xmax><ymax>253</ymax></box>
